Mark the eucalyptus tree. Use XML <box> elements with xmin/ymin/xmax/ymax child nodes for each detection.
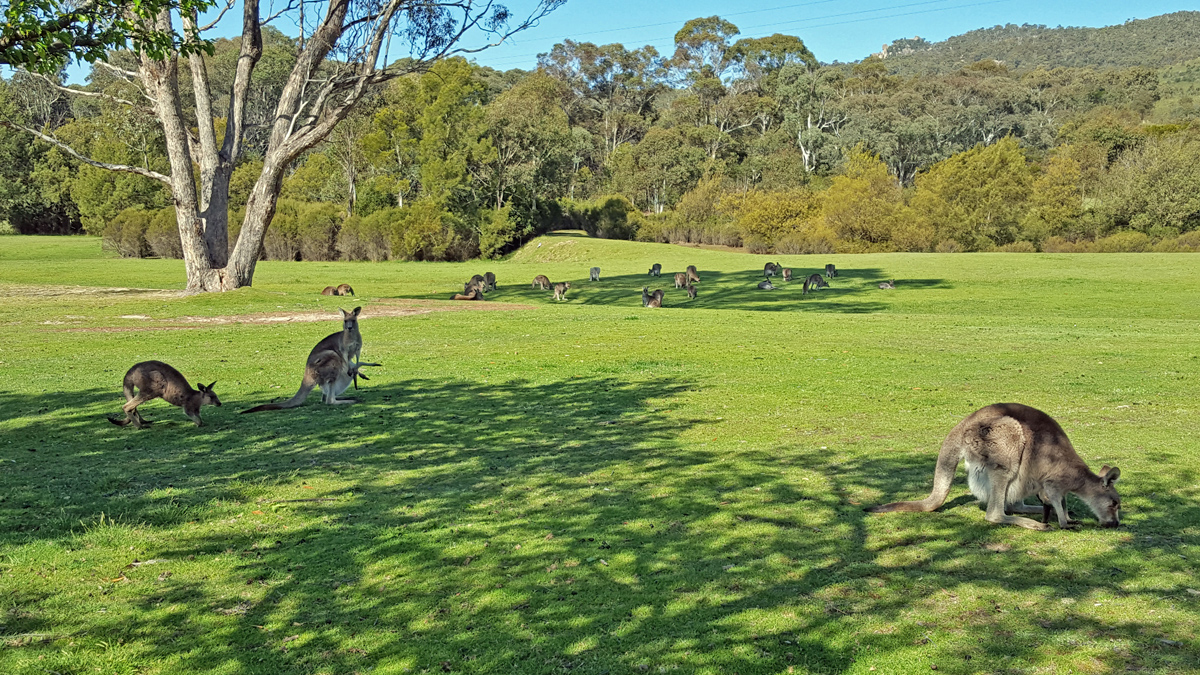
<box><xmin>6</xmin><ymin>0</ymin><xmax>563</xmax><ymax>291</ymax></box>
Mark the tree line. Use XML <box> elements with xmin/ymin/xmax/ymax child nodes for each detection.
<box><xmin>3</xmin><ymin>12</ymin><xmax>1200</xmax><ymax>274</ymax></box>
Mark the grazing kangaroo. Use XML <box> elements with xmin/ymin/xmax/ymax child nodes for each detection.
<box><xmin>243</xmin><ymin>308</ymin><xmax>379</xmax><ymax>413</ymax></box>
<box><xmin>553</xmin><ymin>282</ymin><xmax>571</xmax><ymax>301</ymax></box>
<box><xmin>674</xmin><ymin>272</ymin><xmax>687</xmax><ymax>289</ymax></box>
<box><xmin>825</xmin><ymin>264</ymin><xmax>838</xmax><ymax>278</ymax></box>
<box><xmin>321</xmin><ymin>286</ymin><xmax>336</xmax><ymax>296</ymax></box>
<box><xmin>646</xmin><ymin>288</ymin><xmax>664</xmax><ymax>308</ymax></box>
<box><xmin>109</xmin><ymin>361</ymin><xmax>220</xmax><ymax>428</ymax></box>
<box><xmin>803</xmin><ymin>273</ymin><xmax>828</xmax><ymax>295</ymax></box>
<box><xmin>782</xmin><ymin>268</ymin><xmax>792</xmax><ymax>282</ymax></box>
<box><xmin>686</xmin><ymin>265</ymin><xmax>700</xmax><ymax>283</ymax></box>
<box><xmin>533</xmin><ymin>275</ymin><xmax>551</xmax><ymax>290</ymax></box>
<box><xmin>484</xmin><ymin>271</ymin><xmax>497</xmax><ymax>291</ymax></box>
<box><xmin>590</xmin><ymin>267</ymin><xmax>601</xmax><ymax>282</ymax></box>
<box><xmin>336</xmin><ymin>283</ymin><xmax>355</xmax><ymax>296</ymax></box>
<box><xmin>879</xmin><ymin>279</ymin><xmax>895</xmax><ymax>289</ymax></box>
<box><xmin>764</xmin><ymin>262</ymin><xmax>778</xmax><ymax>277</ymax></box>
<box><xmin>757</xmin><ymin>280</ymin><xmax>775</xmax><ymax>290</ymax></box>
<box><xmin>686</xmin><ymin>283</ymin><xmax>697</xmax><ymax>299</ymax></box>
<box><xmin>867</xmin><ymin>403</ymin><xmax>1122</xmax><ymax>530</ymax></box>
<box><xmin>452</xmin><ymin>289</ymin><xmax>483</xmax><ymax>300</ymax></box>
<box><xmin>649</xmin><ymin>263</ymin><xmax>662</xmax><ymax>277</ymax></box>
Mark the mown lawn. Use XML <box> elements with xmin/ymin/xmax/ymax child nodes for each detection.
<box><xmin>1</xmin><ymin>233</ymin><xmax>1198</xmax><ymax>675</ymax></box>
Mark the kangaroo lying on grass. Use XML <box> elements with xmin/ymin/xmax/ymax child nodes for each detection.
<box><xmin>867</xmin><ymin>403</ymin><xmax>1122</xmax><ymax>530</ymax></box>
<box><xmin>879</xmin><ymin>279</ymin><xmax>895</xmax><ymax>289</ymax></box>
<box><xmin>109</xmin><ymin>361</ymin><xmax>220</xmax><ymax>428</ymax></box>
<box><xmin>243</xmin><ymin>307</ymin><xmax>379</xmax><ymax>413</ymax></box>
<box><xmin>321</xmin><ymin>284</ymin><xmax>354</xmax><ymax>296</ymax></box>
<box><xmin>757</xmin><ymin>280</ymin><xmax>775</xmax><ymax>290</ymax></box>
<box><xmin>452</xmin><ymin>289</ymin><xmax>483</xmax><ymax>300</ymax></box>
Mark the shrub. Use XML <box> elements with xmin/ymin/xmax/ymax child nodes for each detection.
<box><xmin>478</xmin><ymin>205</ymin><xmax>517</xmax><ymax>259</ymax></box>
<box><xmin>338</xmin><ymin>213</ymin><xmax>391</xmax><ymax>262</ymax></box>
<box><xmin>262</xmin><ymin>200</ymin><xmax>302</xmax><ymax>261</ymax></box>
<box><xmin>102</xmin><ymin>208</ymin><xmax>152</xmax><ymax>258</ymax></box>
<box><xmin>998</xmin><ymin>240</ymin><xmax>1037</xmax><ymax>252</ymax></box>
<box><xmin>1092</xmin><ymin>230</ymin><xmax>1152</xmax><ymax>252</ymax></box>
<box><xmin>297</xmin><ymin>202</ymin><xmax>342</xmax><ymax>261</ymax></box>
<box><xmin>145</xmin><ymin>207</ymin><xmax>183</xmax><ymax>259</ymax></box>
<box><xmin>389</xmin><ymin>201</ymin><xmax>477</xmax><ymax>261</ymax></box>
<box><xmin>1154</xmin><ymin>230</ymin><xmax>1200</xmax><ymax>252</ymax></box>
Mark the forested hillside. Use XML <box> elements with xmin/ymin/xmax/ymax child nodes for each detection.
<box><xmin>3</xmin><ymin>12</ymin><xmax>1200</xmax><ymax>259</ymax></box>
<box><xmin>876</xmin><ymin>11</ymin><xmax>1200</xmax><ymax>73</ymax></box>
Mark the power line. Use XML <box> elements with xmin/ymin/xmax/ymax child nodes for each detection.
<box><xmin>478</xmin><ymin>0</ymin><xmax>1015</xmax><ymax>69</ymax></box>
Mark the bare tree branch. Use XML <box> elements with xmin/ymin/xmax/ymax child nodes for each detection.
<box><xmin>28</xmin><ymin>71</ymin><xmax>147</xmax><ymax>110</ymax></box>
<box><xmin>0</xmin><ymin>120</ymin><xmax>172</xmax><ymax>186</ymax></box>
<box><xmin>198</xmin><ymin>0</ymin><xmax>239</xmax><ymax>32</ymax></box>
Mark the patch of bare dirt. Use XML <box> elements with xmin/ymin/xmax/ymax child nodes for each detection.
<box><xmin>3</xmin><ymin>284</ymin><xmax>185</xmax><ymax>299</ymax></box>
<box><xmin>50</xmin><ymin>299</ymin><xmax>535</xmax><ymax>333</ymax></box>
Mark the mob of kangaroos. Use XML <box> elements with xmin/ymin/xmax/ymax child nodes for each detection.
<box><xmin>109</xmin><ymin>361</ymin><xmax>221</xmax><ymax>428</ymax></box>
<box><xmin>868</xmin><ymin>403</ymin><xmax>1122</xmax><ymax>530</ymax></box>
<box><xmin>243</xmin><ymin>307</ymin><xmax>380</xmax><ymax>413</ymax></box>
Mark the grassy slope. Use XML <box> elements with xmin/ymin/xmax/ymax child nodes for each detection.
<box><xmin>1</xmin><ymin>234</ymin><xmax>1198</xmax><ymax>675</ymax></box>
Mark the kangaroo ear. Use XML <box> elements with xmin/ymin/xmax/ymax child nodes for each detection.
<box><xmin>1100</xmin><ymin>466</ymin><xmax>1121</xmax><ymax>486</ymax></box>
<box><xmin>352</xmin><ymin>306</ymin><xmax>361</xmax><ymax>316</ymax></box>
<box><xmin>208</xmin><ymin>381</ymin><xmax>217</xmax><ymax>390</ymax></box>
<box><xmin>339</xmin><ymin>307</ymin><xmax>348</xmax><ymax>318</ymax></box>
<box><xmin>196</xmin><ymin>382</ymin><xmax>207</xmax><ymax>391</ymax></box>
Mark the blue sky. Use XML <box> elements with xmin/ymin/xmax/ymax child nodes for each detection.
<box><xmin>59</xmin><ymin>0</ymin><xmax>1198</xmax><ymax>83</ymax></box>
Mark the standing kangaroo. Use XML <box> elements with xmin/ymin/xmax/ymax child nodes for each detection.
<box><xmin>825</xmin><ymin>264</ymin><xmax>838</xmax><ymax>278</ymax></box>
<box><xmin>242</xmin><ymin>307</ymin><xmax>379</xmax><ymax>413</ymax></box>
<box><xmin>336</xmin><ymin>283</ymin><xmax>355</xmax><ymax>296</ymax></box>
<box><xmin>782</xmin><ymin>268</ymin><xmax>792</xmax><ymax>282</ymax></box>
<box><xmin>649</xmin><ymin>263</ymin><xmax>662</xmax><ymax>277</ymax></box>
<box><xmin>867</xmin><ymin>403</ymin><xmax>1122</xmax><ymax>530</ymax></box>
<box><xmin>674</xmin><ymin>272</ymin><xmax>687</xmax><ymax>289</ymax></box>
<box><xmin>553</xmin><ymin>282</ymin><xmax>571</xmax><ymax>301</ymax></box>
<box><xmin>803</xmin><ymin>273</ymin><xmax>828</xmax><ymax>295</ymax></box>
<box><xmin>109</xmin><ymin>361</ymin><xmax>221</xmax><ymax>428</ymax></box>
<box><xmin>686</xmin><ymin>266</ymin><xmax>700</xmax><ymax>283</ymax></box>
<box><xmin>686</xmin><ymin>283</ymin><xmax>697</xmax><ymax>299</ymax></box>
<box><xmin>533</xmin><ymin>275</ymin><xmax>551</xmax><ymax>290</ymax></box>
<box><xmin>484</xmin><ymin>272</ymin><xmax>497</xmax><ymax>291</ymax></box>
<box><xmin>764</xmin><ymin>262</ymin><xmax>778</xmax><ymax>277</ymax></box>
<box><xmin>590</xmin><ymin>267</ymin><xmax>601</xmax><ymax>282</ymax></box>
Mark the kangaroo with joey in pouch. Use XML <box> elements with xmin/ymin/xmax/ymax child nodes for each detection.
<box><xmin>109</xmin><ymin>361</ymin><xmax>221</xmax><ymax>428</ymax></box>
<box><xmin>867</xmin><ymin>403</ymin><xmax>1122</xmax><ymax>530</ymax></box>
<box><xmin>242</xmin><ymin>307</ymin><xmax>379</xmax><ymax>413</ymax></box>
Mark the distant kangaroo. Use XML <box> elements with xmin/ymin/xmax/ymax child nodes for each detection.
<box><xmin>782</xmin><ymin>268</ymin><xmax>792</xmax><ymax>282</ymax></box>
<box><xmin>321</xmin><ymin>286</ymin><xmax>336</xmax><ymax>296</ymax></box>
<box><xmin>645</xmin><ymin>288</ymin><xmax>664</xmax><ymax>308</ymax></box>
<box><xmin>649</xmin><ymin>263</ymin><xmax>662</xmax><ymax>277</ymax></box>
<box><xmin>825</xmin><ymin>264</ymin><xmax>838</xmax><ymax>278</ymax></box>
<box><xmin>764</xmin><ymin>262</ymin><xmax>778</xmax><ymax>277</ymax></box>
<box><xmin>867</xmin><ymin>403</ymin><xmax>1122</xmax><ymax>530</ymax></box>
<box><xmin>803</xmin><ymin>273</ymin><xmax>828</xmax><ymax>295</ymax></box>
<box><xmin>452</xmin><ymin>289</ymin><xmax>483</xmax><ymax>300</ymax></box>
<box><xmin>553</xmin><ymin>282</ymin><xmax>571</xmax><ymax>301</ymax></box>
<box><xmin>590</xmin><ymin>267</ymin><xmax>601</xmax><ymax>282</ymax></box>
<box><xmin>757</xmin><ymin>280</ymin><xmax>775</xmax><ymax>290</ymax></box>
<box><xmin>336</xmin><ymin>283</ymin><xmax>355</xmax><ymax>296</ymax></box>
<box><xmin>674</xmin><ymin>272</ymin><xmax>687</xmax><ymax>289</ymax></box>
<box><xmin>464</xmin><ymin>278</ymin><xmax>485</xmax><ymax>295</ymax></box>
<box><xmin>879</xmin><ymin>279</ymin><xmax>895</xmax><ymax>289</ymax></box>
<box><xmin>242</xmin><ymin>307</ymin><xmax>379</xmax><ymax>413</ymax></box>
<box><xmin>533</xmin><ymin>275</ymin><xmax>551</xmax><ymax>290</ymax></box>
<box><xmin>484</xmin><ymin>272</ymin><xmax>497</xmax><ymax>291</ymax></box>
<box><xmin>686</xmin><ymin>265</ymin><xmax>700</xmax><ymax>283</ymax></box>
<box><xmin>686</xmin><ymin>283</ymin><xmax>697</xmax><ymax>299</ymax></box>
<box><xmin>109</xmin><ymin>361</ymin><xmax>221</xmax><ymax>428</ymax></box>
<box><xmin>642</xmin><ymin>287</ymin><xmax>650</xmax><ymax>307</ymax></box>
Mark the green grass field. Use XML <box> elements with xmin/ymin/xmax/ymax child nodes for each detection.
<box><xmin>1</xmin><ymin>233</ymin><xmax>1198</xmax><ymax>675</ymax></box>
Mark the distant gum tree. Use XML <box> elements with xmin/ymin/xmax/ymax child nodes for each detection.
<box><xmin>3</xmin><ymin>0</ymin><xmax>564</xmax><ymax>291</ymax></box>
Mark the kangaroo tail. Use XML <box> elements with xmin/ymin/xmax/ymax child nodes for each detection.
<box><xmin>242</xmin><ymin>380</ymin><xmax>315</xmax><ymax>414</ymax></box>
<box><xmin>108</xmin><ymin>415</ymin><xmax>132</xmax><ymax>426</ymax></box>
<box><xmin>866</xmin><ymin>438</ymin><xmax>963</xmax><ymax>513</ymax></box>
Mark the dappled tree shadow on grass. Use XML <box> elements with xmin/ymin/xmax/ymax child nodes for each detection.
<box><xmin>2</xmin><ymin>378</ymin><xmax>1197</xmax><ymax>674</ymax></box>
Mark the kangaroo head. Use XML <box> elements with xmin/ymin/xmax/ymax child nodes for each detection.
<box><xmin>1078</xmin><ymin>465</ymin><xmax>1121</xmax><ymax>528</ymax></box>
<box><xmin>340</xmin><ymin>306</ymin><xmax>362</xmax><ymax>331</ymax></box>
<box><xmin>195</xmin><ymin>381</ymin><xmax>222</xmax><ymax>407</ymax></box>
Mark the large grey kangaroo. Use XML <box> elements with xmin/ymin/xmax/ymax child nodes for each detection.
<box><xmin>242</xmin><ymin>307</ymin><xmax>379</xmax><ymax>413</ymax></box>
<box><xmin>109</xmin><ymin>361</ymin><xmax>221</xmax><ymax>427</ymax></box>
<box><xmin>867</xmin><ymin>403</ymin><xmax>1122</xmax><ymax>530</ymax></box>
